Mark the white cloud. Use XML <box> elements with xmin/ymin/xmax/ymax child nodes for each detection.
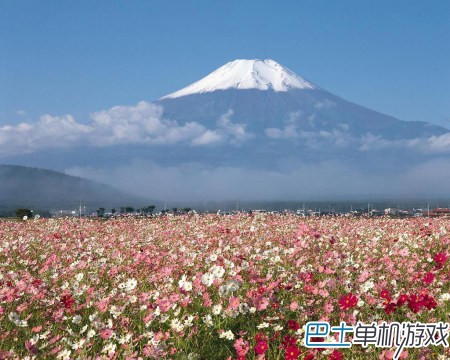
<box><xmin>0</xmin><ymin>114</ymin><xmax>92</xmax><ymax>155</ymax></box>
<box><xmin>359</xmin><ymin>132</ymin><xmax>450</xmax><ymax>153</ymax></box>
<box><xmin>426</xmin><ymin>133</ymin><xmax>450</xmax><ymax>152</ymax></box>
<box><xmin>216</xmin><ymin>110</ymin><xmax>254</xmax><ymax>144</ymax></box>
<box><xmin>191</xmin><ymin>130</ymin><xmax>223</xmax><ymax>145</ymax></box>
<box><xmin>89</xmin><ymin>101</ymin><xmax>210</xmax><ymax>146</ymax></box>
<box><xmin>0</xmin><ymin>102</ymin><xmax>254</xmax><ymax>156</ymax></box>
<box><xmin>265</xmin><ymin>111</ymin><xmax>352</xmax><ymax>148</ymax></box>
<box><xmin>314</xmin><ymin>100</ymin><xmax>336</xmax><ymax>110</ymax></box>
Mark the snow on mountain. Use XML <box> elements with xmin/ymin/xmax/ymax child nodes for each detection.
<box><xmin>161</xmin><ymin>59</ymin><xmax>316</xmax><ymax>99</ymax></box>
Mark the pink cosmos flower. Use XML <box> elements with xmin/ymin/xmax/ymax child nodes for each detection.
<box><xmin>100</xmin><ymin>328</ymin><xmax>113</xmax><ymax>339</ymax></box>
<box><xmin>228</xmin><ymin>296</ymin><xmax>240</xmax><ymax>310</ymax></box>
<box><xmin>234</xmin><ymin>338</ymin><xmax>250</xmax><ymax>357</ymax></box>
<box><xmin>254</xmin><ymin>296</ymin><xmax>269</xmax><ymax>311</ymax></box>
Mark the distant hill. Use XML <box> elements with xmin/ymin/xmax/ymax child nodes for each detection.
<box><xmin>0</xmin><ymin>165</ymin><xmax>152</xmax><ymax>215</ymax></box>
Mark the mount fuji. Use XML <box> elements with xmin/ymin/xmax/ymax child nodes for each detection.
<box><xmin>157</xmin><ymin>59</ymin><xmax>447</xmax><ymax>141</ymax></box>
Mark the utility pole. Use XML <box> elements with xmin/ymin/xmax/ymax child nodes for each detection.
<box><xmin>79</xmin><ymin>200</ymin><xmax>82</xmax><ymax>218</ymax></box>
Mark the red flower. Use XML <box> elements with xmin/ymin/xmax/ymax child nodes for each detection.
<box><xmin>423</xmin><ymin>294</ymin><xmax>437</xmax><ymax>310</ymax></box>
<box><xmin>329</xmin><ymin>350</ymin><xmax>343</xmax><ymax>360</ymax></box>
<box><xmin>384</xmin><ymin>302</ymin><xmax>396</xmax><ymax>315</ymax></box>
<box><xmin>304</xmin><ymin>354</ymin><xmax>315</xmax><ymax>360</ymax></box>
<box><xmin>422</xmin><ymin>272</ymin><xmax>435</xmax><ymax>285</ymax></box>
<box><xmin>397</xmin><ymin>294</ymin><xmax>408</xmax><ymax>306</ymax></box>
<box><xmin>32</xmin><ymin>279</ymin><xmax>42</xmax><ymax>287</ymax></box>
<box><xmin>284</xmin><ymin>345</ymin><xmax>301</xmax><ymax>360</ymax></box>
<box><xmin>407</xmin><ymin>294</ymin><xmax>436</xmax><ymax>313</ymax></box>
<box><xmin>434</xmin><ymin>252</ymin><xmax>448</xmax><ymax>269</ymax></box>
<box><xmin>254</xmin><ymin>340</ymin><xmax>269</xmax><ymax>355</ymax></box>
<box><xmin>287</xmin><ymin>320</ymin><xmax>300</xmax><ymax>331</ymax></box>
<box><xmin>380</xmin><ymin>288</ymin><xmax>390</xmax><ymax>300</ymax></box>
<box><xmin>257</xmin><ymin>286</ymin><xmax>265</xmax><ymax>294</ymax></box>
<box><xmin>407</xmin><ymin>294</ymin><xmax>421</xmax><ymax>313</ymax></box>
<box><xmin>282</xmin><ymin>335</ymin><xmax>297</xmax><ymax>348</ymax></box>
<box><xmin>255</xmin><ymin>332</ymin><xmax>268</xmax><ymax>342</ymax></box>
<box><xmin>60</xmin><ymin>294</ymin><xmax>75</xmax><ymax>310</ymax></box>
<box><xmin>338</xmin><ymin>293</ymin><xmax>358</xmax><ymax>311</ymax></box>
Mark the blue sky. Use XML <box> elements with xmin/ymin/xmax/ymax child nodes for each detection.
<box><xmin>1</xmin><ymin>0</ymin><xmax>449</xmax><ymax>127</ymax></box>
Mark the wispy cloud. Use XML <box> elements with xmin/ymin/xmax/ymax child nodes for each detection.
<box><xmin>359</xmin><ymin>132</ymin><xmax>450</xmax><ymax>153</ymax></box>
<box><xmin>265</xmin><ymin>111</ymin><xmax>352</xmax><ymax>148</ymax></box>
<box><xmin>265</xmin><ymin>112</ymin><xmax>450</xmax><ymax>153</ymax></box>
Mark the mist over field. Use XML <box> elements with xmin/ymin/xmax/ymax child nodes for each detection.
<box><xmin>65</xmin><ymin>156</ymin><xmax>450</xmax><ymax>203</ymax></box>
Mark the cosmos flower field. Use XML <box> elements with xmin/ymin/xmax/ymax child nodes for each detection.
<box><xmin>0</xmin><ymin>215</ymin><xmax>449</xmax><ymax>359</ymax></box>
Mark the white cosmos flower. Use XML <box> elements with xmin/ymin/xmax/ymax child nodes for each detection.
<box><xmin>118</xmin><ymin>333</ymin><xmax>132</xmax><ymax>344</ymax></box>
<box><xmin>170</xmin><ymin>319</ymin><xmax>183</xmax><ymax>332</ymax></box>
<box><xmin>178</xmin><ymin>275</ymin><xmax>193</xmax><ymax>291</ymax></box>
<box><xmin>102</xmin><ymin>343</ymin><xmax>116</xmax><ymax>354</ymax></box>
<box><xmin>80</xmin><ymin>325</ymin><xmax>88</xmax><ymax>334</ymax></box>
<box><xmin>201</xmin><ymin>272</ymin><xmax>214</xmax><ymax>287</ymax></box>
<box><xmin>56</xmin><ymin>349</ymin><xmax>71</xmax><ymax>360</ymax></box>
<box><xmin>219</xmin><ymin>330</ymin><xmax>235</xmax><ymax>340</ymax></box>
<box><xmin>209</xmin><ymin>254</ymin><xmax>218</xmax><ymax>262</ymax></box>
<box><xmin>184</xmin><ymin>315</ymin><xmax>195</xmax><ymax>327</ymax></box>
<box><xmin>212</xmin><ymin>304</ymin><xmax>222</xmax><ymax>315</ymax></box>
<box><xmin>202</xmin><ymin>314</ymin><xmax>213</xmax><ymax>326</ymax></box>
<box><xmin>125</xmin><ymin>278</ymin><xmax>137</xmax><ymax>292</ymax></box>
<box><xmin>8</xmin><ymin>312</ymin><xmax>27</xmax><ymax>327</ymax></box>
<box><xmin>210</xmin><ymin>265</ymin><xmax>225</xmax><ymax>279</ymax></box>
<box><xmin>71</xmin><ymin>339</ymin><xmax>85</xmax><ymax>350</ymax></box>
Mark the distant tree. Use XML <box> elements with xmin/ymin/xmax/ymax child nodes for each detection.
<box><xmin>182</xmin><ymin>208</ymin><xmax>192</xmax><ymax>213</ymax></box>
<box><xmin>96</xmin><ymin>207</ymin><xmax>105</xmax><ymax>218</ymax></box>
<box><xmin>111</xmin><ymin>208</ymin><xmax>116</xmax><ymax>215</ymax></box>
<box><xmin>125</xmin><ymin>206</ymin><xmax>135</xmax><ymax>213</ymax></box>
<box><xmin>142</xmin><ymin>205</ymin><xmax>156</xmax><ymax>215</ymax></box>
<box><xmin>15</xmin><ymin>208</ymin><xmax>32</xmax><ymax>219</ymax></box>
<box><xmin>120</xmin><ymin>207</ymin><xmax>126</xmax><ymax>214</ymax></box>
<box><xmin>172</xmin><ymin>207</ymin><xmax>178</xmax><ymax>214</ymax></box>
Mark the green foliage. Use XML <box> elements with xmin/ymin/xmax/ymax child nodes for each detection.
<box><xmin>141</xmin><ymin>205</ymin><xmax>156</xmax><ymax>215</ymax></box>
<box><xmin>15</xmin><ymin>208</ymin><xmax>32</xmax><ymax>219</ymax></box>
<box><xmin>96</xmin><ymin>208</ymin><xmax>105</xmax><ymax>217</ymax></box>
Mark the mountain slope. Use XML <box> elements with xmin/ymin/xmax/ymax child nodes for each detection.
<box><xmin>157</xmin><ymin>59</ymin><xmax>448</xmax><ymax>141</ymax></box>
<box><xmin>0</xmin><ymin>165</ymin><xmax>149</xmax><ymax>212</ymax></box>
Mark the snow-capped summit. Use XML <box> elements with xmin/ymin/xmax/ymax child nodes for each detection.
<box><xmin>161</xmin><ymin>59</ymin><xmax>316</xmax><ymax>99</ymax></box>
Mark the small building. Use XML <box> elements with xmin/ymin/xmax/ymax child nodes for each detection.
<box><xmin>384</xmin><ymin>208</ymin><xmax>399</xmax><ymax>216</ymax></box>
